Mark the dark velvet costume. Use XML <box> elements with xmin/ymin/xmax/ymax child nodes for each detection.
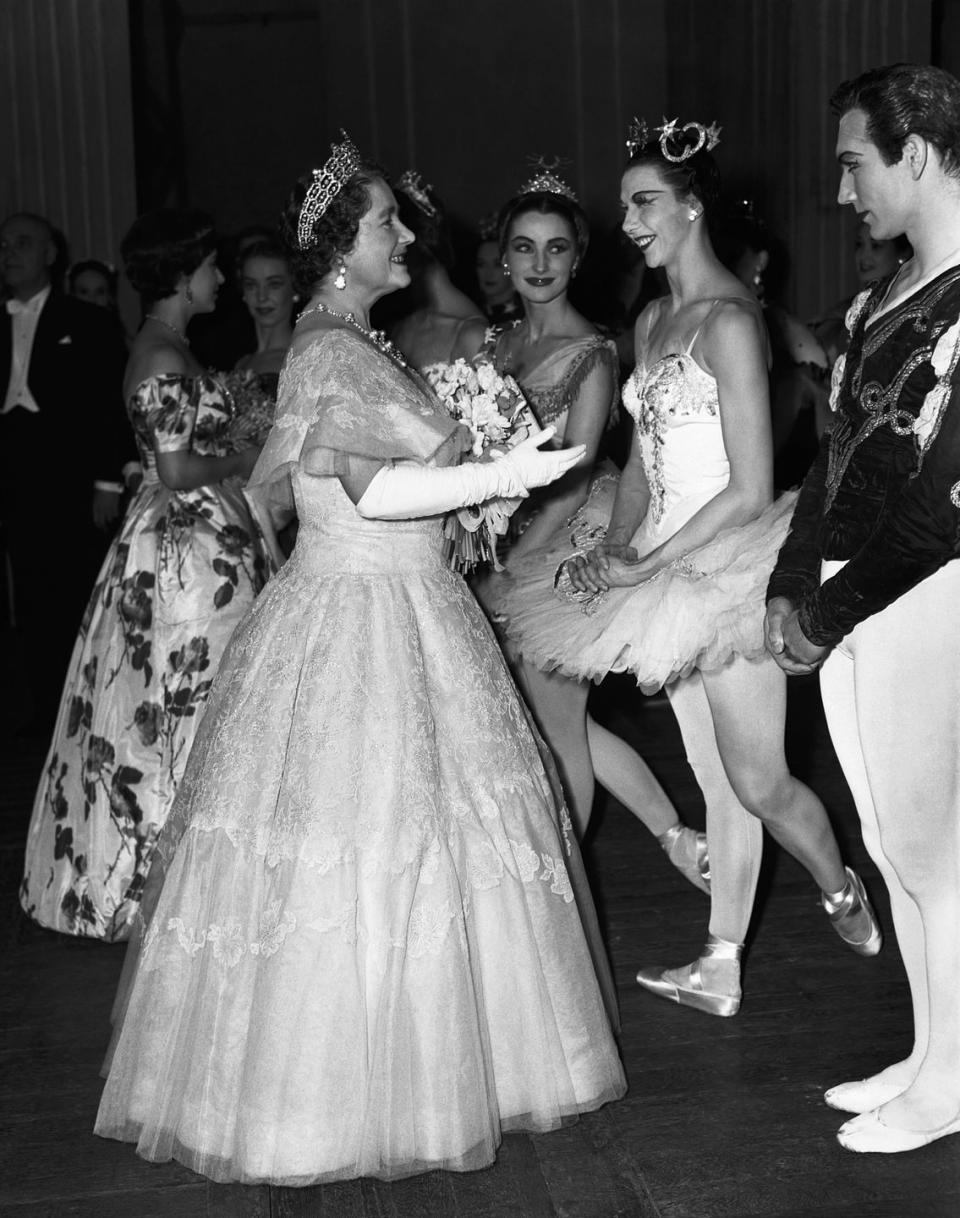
<box><xmin>768</xmin><ymin>266</ymin><xmax>960</xmax><ymax>644</ymax></box>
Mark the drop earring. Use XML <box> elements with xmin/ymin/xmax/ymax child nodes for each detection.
<box><xmin>501</xmin><ymin>262</ymin><xmax>511</xmax><ymax>278</ymax></box>
<box><xmin>688</xmin><ymin>209</ymin><xmax>700</xmax><ymax>222</ymax></box>
<box><xmin>334</xmin><ymin>260</ymin><xmax>347</xmax><ymax>291</ymax></box>
<box><xmin>185</xmin><ymin>283</ymin><xmax>194</xmax><ymax>304</ymax></box>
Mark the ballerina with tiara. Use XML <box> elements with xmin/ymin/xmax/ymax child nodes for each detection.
<box><xmin>491</xmin><ymin>117</ymin><xmax>881</xmax><ymax>1017</ymax></box>
<box><xmin>94</xmin><ymin>134</ymin><xmax>625</xmax><ymax>1185</ymax></box>
<box><xmin>477</xmin><ymin>161</ymin><xmax>710</xmax><ymax>893</ymax></box>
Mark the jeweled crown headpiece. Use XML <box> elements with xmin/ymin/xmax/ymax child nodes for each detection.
<box><xmin>297</xmin><ymin>130</ymin><xmax>364</xmax><ymax>250</ymax></box>
<box><xmin>517</xmin><ymin>156</ymin><xmax>579</xmax><ymax>203</ymax></box>
<box><xmin>395</xmin><ymin>170</ymin><xmax>439</xmax><ymax>220</ymax></box>
<box><xmin>625</xmin><ymin>116</ymin><xmax>721</xmax><ymax>163</ymax></box>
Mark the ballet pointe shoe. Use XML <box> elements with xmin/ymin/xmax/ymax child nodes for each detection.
<box><xmin>657</xmin><ymin>823</ymin><xmax>711</xmax><ymax>895</ymax></box>
<box><xmin>822</xmin><ymin>866</ymin><xmax>882</xmax><ymax>956</ymax></box>
<box><xmin>635</xmin><ymin>934</ymin><xmax>742</xmax><ymax>1017</ymax></box>
<box><xmin>837</xmin><ymin>1107</ymin><xmax>960</xmax><ymax>1153</ymax></box>
<box><xmin>824</xmin><ymin>1077</ymin><xmax>908</xmax><ymax>1114</ymax></box>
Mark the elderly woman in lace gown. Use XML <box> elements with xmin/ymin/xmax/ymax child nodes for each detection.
<box><xmin>94</xmin><ymin>137</ymin><xmax>624</xmax><ymax>1185</ymax></box>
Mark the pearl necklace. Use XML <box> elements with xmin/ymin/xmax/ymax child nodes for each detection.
<box><xmin>145</xmin><ymin>313</ymin><xmax>189</xmax><ymax>345</ymax></box>
<box><xmin>303</xmin><ymin>300</ymin><xmax>407</xmax><ymax>367</ymax></box>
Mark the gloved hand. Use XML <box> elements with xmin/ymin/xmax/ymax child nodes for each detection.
<box><xmin>356</xmin><ymin>426</ymin><xmax>585</xmax><ymax>521</ymax></box>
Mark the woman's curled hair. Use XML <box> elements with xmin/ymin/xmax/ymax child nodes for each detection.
<box><xmin>121</xmin><ymin>209</ymin><xmax>217</xmax><ymax>303</ymax></box>
<box><xmin>279</xmin><ymin>162</ymin><xmax>384</xmax><ymax>296</ymax></box>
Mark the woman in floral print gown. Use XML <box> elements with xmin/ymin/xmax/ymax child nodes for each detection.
<box><xmin>20</xmin><ymin>210</ymin><xmax>270</xmax><ymax>941</ymax></box>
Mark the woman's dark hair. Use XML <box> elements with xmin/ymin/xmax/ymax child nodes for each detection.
<box><xmin>496</xmin><ymin>191</ymin><xmax>590</xmax><ymax>261</ymax></box>
<box><xmin>830</xmin><ymin>63</ymin><xmax>960</xmax><ymax>178</ymax></box>
<box><xmin>624</xmin><ymin>139</ymin><xmax>722</xmax><ymax>217</ymax></box>
<box><xmin>279</xmin><ymin>161</ymin><xmax>384</xmax><ymax>296</ymax></box>
<box><xmin>394</xmin><ymin>178</ymin><xmax>453</xmax><ymax>276</ymax></box>
<box><xmin>236</xmin><ymin>239</ymin><xmax>290</xmax><ymax>278</ymax></box>
<box><xmin>714</xmin><ymin>212</ymin><xmax>789</xmax><ymax>304</ymax></box>
<box><xmin>120</xmin><ymin>209</ymin><xmax>217</xmax><ymax>303</ymax></box>
<box><xmin>68</xmin><ymin>258</ymin><xmax>118</xmax><ymax>297</ymax></box>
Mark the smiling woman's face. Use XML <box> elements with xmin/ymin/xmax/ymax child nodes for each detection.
<box><xmin>503</xmin><ymin>209</ymin><xmax>578</xmax><ymax>307</ymax></box>
<box><xmin>341</xmin><ymin>177</ymin><xmax>415</xmax><ymax>298</ymax></box>
<box><xmin>619</xmin><ymin>162</ymin><xmax>692</xmax><ymax>269</ymax></box>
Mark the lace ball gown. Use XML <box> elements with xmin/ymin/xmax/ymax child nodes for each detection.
<box><xmin>21</xmin><ymin>373</ymin><xmax>272</xmax><ymax>940</ymax></box>
<box><xmin>94</xmin><ymin>329</ymin><xmax>625</xmax><ymax>1184</ymax></box>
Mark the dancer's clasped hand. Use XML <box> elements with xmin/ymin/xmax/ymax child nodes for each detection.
<box><xmin>566</xmin><ymin>542</ymin><xmax>656</xmax><ymax>593</ymax></box>
<box><xmin>764</xmin><ymin>597</ymin><xmax>829</xmax><ymax>674</ymax></box>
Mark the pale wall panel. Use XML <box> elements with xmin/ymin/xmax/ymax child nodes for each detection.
<box><xmin>0</xmin><ymin>0</ymin><xmax>136</xmax><ymax>274</ymax></box>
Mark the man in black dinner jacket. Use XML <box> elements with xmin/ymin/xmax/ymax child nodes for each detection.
<box><xmin>0</xmin><ymin>211</ymin><xmax>131</xmax><ymax>735</ymax></box>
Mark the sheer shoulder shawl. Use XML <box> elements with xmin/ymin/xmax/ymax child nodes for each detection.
<box><xmin>247</xmin><ymin>327</ymin><xmax>469</xmax><ymax>514</ymax></box>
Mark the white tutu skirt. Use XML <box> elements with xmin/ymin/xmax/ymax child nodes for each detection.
<box><xmin>94</xmin><ymin>517</ymin><xmax>625</xmax><ymax>1185</ymax></box>
<box><xmin>492</xmin><ymin>480</ymin><xmax>798</xmax><ymax>693</ymax></box>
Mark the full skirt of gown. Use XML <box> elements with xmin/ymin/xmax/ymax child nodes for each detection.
<box><xmin>94</xmin><ymin>479</ymin><xmax>625</xmax><ymax>1185</ymax></box>
<box><xmin>21</xmin><ymin>370</ymin><xmax>272</xmax><ymax>941</ymax></box>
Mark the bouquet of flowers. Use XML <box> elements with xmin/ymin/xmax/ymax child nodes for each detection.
<box><xmin>219</xmin><ymin>369</ymin><xmax>278</xmax><ymax>452</ymax></box>
<box><xmin>425</xmin><ymin>357</ymin><xmax>540</xmax><ymax>573</ymax></box>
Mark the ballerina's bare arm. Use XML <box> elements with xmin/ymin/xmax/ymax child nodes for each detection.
<box><xmin>597</xmin><ymin>300</ymin><xmax>774</xmax><ymax>589</ymax></box>
<box><xmin>505</xmin><ymin>355</ymin><xmax>615</xmax><ymax>561</ymax></box>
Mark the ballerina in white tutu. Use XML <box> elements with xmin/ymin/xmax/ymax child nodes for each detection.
<box><xmin>93</xmin><ymin>135</ymin><xmax>625</xmax><ymax>1184</ymax></box>
<box><xmin>477</xmin><ymin>162</ymin><xmax>710</xmax><ymax>893</ymax></box>
<box><xmin>495</xmin><ymin>117</ymin><xmax>881</xmax><ymax>1017</ymax></box>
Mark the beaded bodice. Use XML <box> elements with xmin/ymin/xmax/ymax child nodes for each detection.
<box><xmin>484</xmin><ymin>324</ymin><xmax>618</xmax><ymax>435</ymax></box>
<box><xmin>623</xmin><ymin>352</ymin><xmax>725</xmax><ymax>531</ymax></box>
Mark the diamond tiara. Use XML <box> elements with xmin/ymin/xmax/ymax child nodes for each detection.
<box><xmin>395</xmin><ymin>170</ymin><xmax>439</xmax><ymax>220</ymax></box>
<box><xmin>297</xmin><ymin>130</ymin><xmax>364</xmax><ymax>250</ymax></box>
<box><xmin>517</xmin><ymin>156</ymin><xmax>579</xmax><ymax>203</ymax></box>
<box><xmin>626</xmin><ymin>115</ymin><xmax>721</xmax><ymax>162</ymax></box>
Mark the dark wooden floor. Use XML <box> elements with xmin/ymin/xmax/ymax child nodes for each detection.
<box><xmin>2</xmin><ymin>672</ymin><xmax>959</xmax><ymax>1217</ymax></box>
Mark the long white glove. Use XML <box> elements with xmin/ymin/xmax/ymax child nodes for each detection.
<box><xmin>356</xmin><ymin>427</ymin><xmax>585</xmax><ymax>521</ymax></box>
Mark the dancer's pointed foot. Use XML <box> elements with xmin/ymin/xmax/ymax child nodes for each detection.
<box><xmin>635</xmin><ymin>934</ymin><xmax>741</xmax><ymax>1016</ymax></box>
<box><xmin>822</xmin><ymin>866</ymin><xmax>882</xmax><ymax>956</ymax></box>
<box><xmin>657</xmin><ymin>823</ymin><xmax>711</xmax><ymax>895</ymax></box>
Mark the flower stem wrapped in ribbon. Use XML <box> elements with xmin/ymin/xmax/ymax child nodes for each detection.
<box><xmin>424</xmin><ymin>357</ymin><xmax>540</xmax><ymax>572</ymax></box>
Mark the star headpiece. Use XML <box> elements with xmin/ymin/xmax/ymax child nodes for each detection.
<box><xmin>297</xmin><ymin>130</ymin><xmax>364</xmax><ymax>250</ymax></box>
<box><xmin>396</xmin><ymin>170</ymin><xmax>439</xmax><ymax>220</ymax></box>
<box><xmin>517</xmin><ymin>156</ymin><xmax>579</xmax><ymax>203</ymax></box>
<box><xmin>625</xmin><ymin>115</ymin><xmax>721</xmax><ymax>163</ymax></box>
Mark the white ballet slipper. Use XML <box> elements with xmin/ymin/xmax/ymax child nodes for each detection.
<box><xmin>824</xmin><ymin>1077</ymin><xmax>908</xmax><ymax>1114</ymax></box>
<box><xmin>837</xmin><ymin>1106</ymin><xmax>960</xmax><ymax>1153</ymax></box>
